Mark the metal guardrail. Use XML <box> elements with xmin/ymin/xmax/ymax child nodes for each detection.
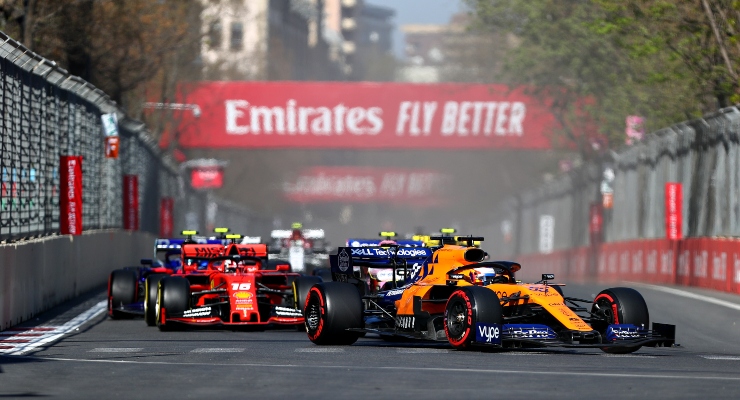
<box><xmin>0</xmin><ymin>31</ymin><xmax>253</xmax><ymax>242</ymax></box>
<box><xmin>484</xmin><ymin>106</ymin><xmax>740</xmax><ymax>257</ymax></box>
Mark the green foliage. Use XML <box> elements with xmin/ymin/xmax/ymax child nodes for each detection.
<box><xmin>463</xmin><ymin>0</ymin><xmax>739</xmax><ymax>154</ymax></box>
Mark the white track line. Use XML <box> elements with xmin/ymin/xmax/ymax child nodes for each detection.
<box><xmin>602</xmin><ymin>354</ymin><xmax>656</xmax><ymax>358</ymax></box>
<box><xmin>191</xmin><ymin>348</ymin><xmax>245</xmax><ymax>353</ymax></box>
<box><xmin>3</xmin><ymin>300</ymin><xmax>107</xmax><ymax>356</ymax></box>
<box><xmin>295</xmin><ymin>347</ymin><xmax>345</xmax><ymax>353</ymax></box>
<box><xmin>701</xmin><ymin>355</ymin><xmax>740</xmax><ymax>360</ymax></box>
<box><xmin>396</xmin><ymin>348</ymin><xmax>450</xmax><ymax>354</ymax></box>
<box><xmin>628</xmin><ymin>282</ymin><xmax>740</xmax><ymax>312</ymax></box>
<box><xmin>12</xmin><ymin>356</ymin><xmax>740</xmax><ymax>382</ymax></box>
<box><xmin>89</xmin><ymin>348</ymin><xmax>143</xmax><ymax>353</ymax></box>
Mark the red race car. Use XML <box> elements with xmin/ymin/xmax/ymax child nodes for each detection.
<box><xmin>155</xmin><ymin>236</ymin><xmax>307</xmax><ymax>330</ymax></box>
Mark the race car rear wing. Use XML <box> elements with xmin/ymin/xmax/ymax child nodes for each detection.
<box><xmin>346</xmin><ymin>239</ymin><xmax>425</xmax><ymax>247</ymax></box>
<box><xmin>329</xmin><ymin>246</ymin><xmax>432</xmax><ymax>283</ymax></box>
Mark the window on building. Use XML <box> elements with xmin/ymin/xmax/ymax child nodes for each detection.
<box><xmin>230</xmin><ymin>22</ymin><xmax>244</xmax><ymax>51</ymax></box>
<box><xmin>209</xmin><ymin>20</ymin><xmax>222</xmax><ymax>50</ymax></box>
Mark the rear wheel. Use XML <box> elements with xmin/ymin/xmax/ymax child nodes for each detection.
<box><xmin>109</xmin><ymin>269</ymin><xmax>137</xmax><ymax>319</ymax></box>
<box><xmin>444</xmin><ymin>286</ymin><xmax>502</xmax><ymax>350</ymax></box>
<box><xmin>304</xmin><ymin>282</ymin><xmax>363</xmax><ymax>345</ymax></box>
<box><xmin>144</xmin><ymin>274</ymin><xmax>167</xmax><ymax>326</ymax></box>
<box><xmin>591</xmin><ymin>287</ymin><xmax>650</xmax><ymax>354</ymax></box>
<box><xmin>156</xmin><ymin>277</ymin><xmax>190</xmax><ymax>331</ymax></box>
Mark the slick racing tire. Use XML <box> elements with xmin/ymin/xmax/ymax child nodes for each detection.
<box><xmin>156</xmin><ymin>277</ymin><xmax>190</xmax><ymax>331</ymax></box>
<box><xmin>444</xmin><ymin>286</ymin><xmax>503</xmax><ymax>350</ymax></box>
<box><xmin>591</xmin><ymin>287</ymin><xmax>649</xmax><ymax>354</ymax></box>
<box><xmin>144</xmin><ymin>274</ymin><xmax>168</xmax><ymax>326</ymax></box>
<box><xmin>304</xmin><ymin>282</ymin><xmax>363</xmax><ymax>345</ymax></box>
<box><xmin>293</xmin><ymin>276</ymin><xmax>322</xmax><ymax>313</ymax></box>
<box><xmin>109</xmin><ymin>269</ymin><xmax>137</xmax><ymax>319</ymax></box>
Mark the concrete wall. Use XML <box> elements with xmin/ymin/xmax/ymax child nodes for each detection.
<box><xmin>0</xmin><ymin>230</ymin><xmax>156</xmax><ymax>331</ymax></box>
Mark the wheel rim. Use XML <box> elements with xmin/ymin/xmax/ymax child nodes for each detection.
<box><xmin>595</xmin><ymin>298</ymin><xmax>615</xmax><ymax>324</ymax></box>
<box><xmin>446</xmin><ymin>300</ymin><xmax>468</xmax><ymax>339</ymax></box>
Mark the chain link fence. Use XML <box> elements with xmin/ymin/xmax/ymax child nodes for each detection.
<box><xmin>483</xmin><ymin>106</ymin><xmax>740</xmax><ymax>258</ymax></box>
<box><xmin>0</xmin><ymin>32</ymin><xmax>251</xmax><ymax>242</ymax></box>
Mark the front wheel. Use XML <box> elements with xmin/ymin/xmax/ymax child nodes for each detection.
<box><xmin>144</xmin><ymin>274</ymin><xmax>167</xmax><ymax>326</ymax></box>
<box><xmin>156</xmin><ymin>277</ymin><xmax>190</xmax><ymax>331</ymax></box>
<box><xmin>304</xmin><ymin>282</ymin><xmax>363</xmax><ymax>345</ymax></box>
<box><xmin>591</xmin><ymin>287</ymin><xmax>650</xmax><ymax>354</ymax></box>
<box><xmin>444</xmin><ymin>286</ymin><xmax>503</xmax><ymax>350</ymax></box>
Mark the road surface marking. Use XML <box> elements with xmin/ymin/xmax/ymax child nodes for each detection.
<box><xmin>1</xmin><ymin>300</ymin><xmax>107</xmax><ymax>356</ymax></box>
<box><xmin>191</xmin><ymin>348</ymin><xmax>245</xmax><ymax>353</ymax></box>
<box><xmin>295</xmin><ymin>347</ymin><xmax>345</xmax><ymax>353</ymax></box>
<box><xmin>89</xmin><ymin>348</ymin><xmax>143</xmax><ymax>353</ymax></box>
<box><xmin>628</xmin><ymin>283</ymin><xmax>740</xmax><ymax>312</ymax></box>
<box><xmin>396</xmin><ymin>348</ymin><xmax>449</xmax><ymax>354</ymax></box>
<box><xmin>16</xmin><ymin>356</ymin><xmax>740</xmax><ymax>382</ymax></box>
<box><xmin>701</xmin><ymin>355</ymin><xmax>740</xmax><ymax>360</ymax></box>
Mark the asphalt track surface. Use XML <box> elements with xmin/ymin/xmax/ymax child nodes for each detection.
<box><xmin>3</xmin><ymin>282</ymin><xmax>740</xmax><ymax>399</ymax></box>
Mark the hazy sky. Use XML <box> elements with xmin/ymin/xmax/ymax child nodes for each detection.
<box><xmin>366</xmin><ymin>0</ymin><xmax>466</xmax><ymax>58</ymax></box>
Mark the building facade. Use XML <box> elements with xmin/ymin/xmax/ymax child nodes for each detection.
<box><xmin>199</xmin><ymin>0</ymin><xmax>346</xmax><ymax>81</ymax></box>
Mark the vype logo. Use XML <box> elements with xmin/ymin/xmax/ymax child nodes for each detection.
<box><xmin>475</xmin><ymin>323</ymin><xmax>501</xmax><ymax>344</ymax></box>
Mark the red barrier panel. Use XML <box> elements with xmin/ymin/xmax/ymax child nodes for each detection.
<box><xmin>159</xmin><ymin>197</ymin><xmax>174</xmax><ymax>238</ymax></box>
<box><xmin>123</xmin><ymin>175</ymin><xmax>139</xmax><ymax>231</ymax></box>
<box><xmin>59</xmin><ymin>156</ymin><xmax>82</xmax><ymax>235</ymax></box>
<box><xmin>515</xmin><ymin>237</ymin><xmax>740</xmax><ymax>296</ymax></box>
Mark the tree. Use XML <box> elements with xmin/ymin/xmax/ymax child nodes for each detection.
<box><xmin>1</xmin><ymin>0</ymin><xmax>202</xmax><ymax>118</ymax></box>
<box><xmin>462</xmin><ymin>0</ymin><xmax>735</xmax><ymax>153</ymax></box>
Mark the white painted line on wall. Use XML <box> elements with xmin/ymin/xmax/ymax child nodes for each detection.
<box><xmin>3</xmin><ymin>300</ymin><xmax>107</xmax><ymax>356</ymax></box>
<box><xmin>629</xmin><ymin>282</ymin><xmax>740</xmax><ymax>312</ymax></box>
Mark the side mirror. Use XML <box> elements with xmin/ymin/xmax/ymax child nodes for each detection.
<box><xmin>276</xmin><ymin>264</ymin><xmax>290</xmax><ymax>272</ymax></box>
<box><xmin>140</xmin><ymin>258</ymin><xmax>153</xmax><ymax>266</ymax></box>
<box><xmin>542</xmin><ymin>273</ymin><xmax>555</xmax><ymax>281</ymax></box>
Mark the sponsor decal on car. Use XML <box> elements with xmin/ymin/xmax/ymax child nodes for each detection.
<box><xmin>275</xmin><ymin>306</ymin><xmax>303</xmax><ymax>317</ymax></box>
<box><xmin>475</xmin><ymin>323</ymin><xmax>502</xmax><ymax>345</ymax></box>
<box><xmin>384</xmin><ymin>288</ymin><xmax>405</xmax><ymax>297</ymax></box>
<box><xmin>502</xmin><ymin>324</ymin><xmax>558</xmax><ymax>339</ymax></box>
<box><xmin>396</xmin><ymin>316</ymin><xmax>415</xmax><ymax>330</ymax></box>
<box><xmin>606</xmin><ymin>324</ymin><xmax>647</xmax><ymax>341</ymax></box>
<box><xmin>338</xmin><ymin>249</ymin><xmax>350</xmax><ymax>272</ymax></box>
<box><xmin>233</xmin><ymin>291</ymin><xmax>252</xmax><ymax>299</ymax></box>
<box><xmin>182</xmin><ymin>307</ymin><xmax>212</xmax><ymax>318</ymax></box>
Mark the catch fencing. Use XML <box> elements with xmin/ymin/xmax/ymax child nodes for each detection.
<box><xmin>484</xmin><ymin>106</ymin><xmax>740</xmax><ymax>259</ymax></box>
<box><xmin>0</xmin><ymin>31</ymin><xmax>252</xmax><ymax>242</ymax></box>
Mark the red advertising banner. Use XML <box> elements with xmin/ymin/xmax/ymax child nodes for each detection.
<box><xmin>123</xmin><ymin>175</ymin><xmax>139</xmax><ymax>230</ymax></box>
<box><xmin>169</xmin><ymin>82</ymin><xmax>563</xmax><ymax>150</ymax></box>
<box><xmin>191</xmin><ymin>167</ymin><xmax>224</xmax><ymax>189</ymax></box>
<box><xmin>105</xmin><ymin>136</ymin><xmax>120</xmax><ymax>158</ymax></box>
<box><xmin>665</xmin><ymin>182</ymin><xmax>683</xmax><ymax>240</ymax></box>
<box><xmin>589</xmin><ymin>203</ymin><xmax>602</xmax><ymax>235</ymax></box>
<box><xmin>59</xmin><ymin>156</ymin><xmax>83</xmax><ymax>235</ymax></box>
<box><xmin>283</xmin><ymin>167</ymin><xmax>449</xmax><ymax>203</ymax></box>
<box><xmin>160</xmin><ymin>197</ymin><xmax>174</xmax><ymax>237</ymax></box>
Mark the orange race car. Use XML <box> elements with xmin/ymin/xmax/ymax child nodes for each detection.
<box><xmin>301</xmin><ymin>236</ymin><xmax>676</xmax><ymax>353</ymax></box>
<box><xmin>154</xmin><ymin>233</ymin><xmax>306</xmax><ymax>330</ymax></box>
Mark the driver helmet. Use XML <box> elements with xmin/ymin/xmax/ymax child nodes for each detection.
<box><xmin>378</xmin><ymin>239</ymin><xmax>397</xmax><ymax>247</ymax></box>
